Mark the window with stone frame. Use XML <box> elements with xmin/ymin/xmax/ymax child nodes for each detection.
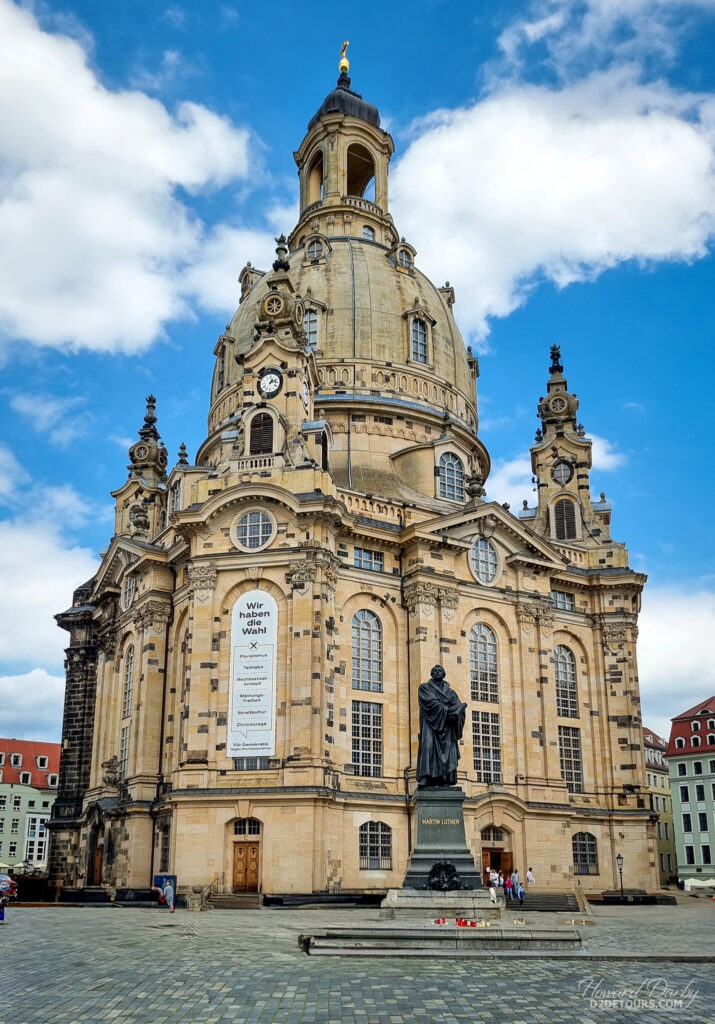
<box><xmin>411</xmin><ymin>317</ymin><xmax>428</xmax><ymax>363</ymax></box>
<box><xmin>553</xmin><ymin>498</ymin><xmax>577</xmax><ymax>540</ymax></box>
<box><xmin>354</xmin><ymin>547</ymin><xmax>384</xmax><ymax>572</ymax></box>
<box><xmin>472</xmin><ymin>711</ymin><xmax>501</xmax><ymax>783</ymax></box>
<box><xmin>122</xmin><ymin>645</ymin><xmax>134</xmax><ymax>719</ymax></box>
<box><xmin>554</xmin><ymin>645</ymin><xmax>578</xmax><ymax>718</ymax></box>
<box><xmin>249</xmin><ymin>412</ymin><xmax>274</xmax><ymax>455</ymax></box>
<box><xmin>470</xmin><ymin>623</ymin><xmax>498</xmax><ymax>703</ymax></box>
<box><xmin>358</xmin><ymin>821</ymin><xmax>392</xmax><ymax>869</ymax></box>
<box><xmin>558</xmin><ymin>725</ymin><xmax>583</xmax><ymax>792</ymax></box>
<box><xmin>169</xmin><ymin>480</ymin><xmax>182</xmax><ymax>514</ymax></box>
<box><xmin>438</xmin><ymin>452</ymin><xmax>465</xmax><ymax>501</ymax></box>
<box><xmin>234</xmin><ymin>818</ymin><xmax>261</xmax><ymax>835</ymax></box>
<box><xmin>24</xmin><ymin>815</ymin><xmax>48</xmax><ymax>863</ymax></box>
<box><xmin>351</xmin><ymin>610</ymin><xmax>383</xmax><ymax>692</ymax></box>
<box><xmin>233</xmin><ymin>757</ymin><xmax>270</xmax><ymax>771</ymax></box>
<box><xmin>119</xmin><ymin>725</ymin><xmax>130</xmax><ymax>781</ymax></box>
<box><xmin>159</xmin><ymin>825</ymin><xmax>170</xmax><ymax>873</ymax></box>
<box><xmin>303</xmin><ymin>308</ymin><xmax>318</xmax><ymax>349</ymax></box>
<box><xmin>572</xmin><ymin>831</ymin><xmax>598</xmax><ymax>874</ymax></box>
<box><xmin>351</xmin><ymin>700</ymin><xmax>383</xmax><ymax>777</ymax></box>
<box><xmin>550</xmin><ymin>589</ymin><xmax>575</xmax><ymax>611</ymax></box>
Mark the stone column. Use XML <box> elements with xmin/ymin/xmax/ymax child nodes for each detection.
<box><xmin>183</xmin><ymin>564</ymin><xmax>218</xmax><ymax>771</ymax></box>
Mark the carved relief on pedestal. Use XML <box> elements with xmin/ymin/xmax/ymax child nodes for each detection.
<box><xmin>403</xmin><ymin>580</ymin><xmax>439</xmax><ymax>618</ymax></box>
<box><xmin>602</xmin><ymin>622</ymin><xmax>628</xmax><ymax>654</ymax></box>
<box><xmin>537</xmin><ymin>606</ymin><xmax>555</xmax><ymax>638</ymax></box>
<box><xmin>96</xmin><ymin>629</ymin><xmax>118</xmax><ymax>661</ymax></box>
<box><xmin>515</xmin><ymin>602</ymin><xmax>537</xmax><ymax>639</ymax></box>
<box><xmin>438</xmin><ymin>587</ymin><xmax>460</xmax><ymax>621</ymax></box>
<box><xmin>135</xmin><ymin>599</ymin><xmax>171</xmax><ymax>633</ymax></box>
<box><xmin>286</xmin><ymin>561</ymin><xmax>317</xmax><ymax>591</ymax></box>
<box><xmin>187</xmin><ymin>565</ymin><xmax>217</xmax><ymax>606</ymax></box>
<box><xmin>101</xmin><ymin>756</ymin><xmax>120</xmax><ymax>788</ymax></box>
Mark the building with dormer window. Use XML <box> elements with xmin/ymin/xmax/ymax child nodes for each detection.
<box><xmin>49</xmin><ymin>58</ymin><xmax>657</xmax><ymax>900</ymax></box>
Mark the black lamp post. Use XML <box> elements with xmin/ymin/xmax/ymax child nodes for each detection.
<box><xmin>616</xmin><ymin>852</ymin><xmax>624</xmax><ymax>898</ymax></box>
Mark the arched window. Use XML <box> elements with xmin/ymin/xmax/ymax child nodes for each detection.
<box><xmin>439</xmin><ymin>452</ymin><xmax>464</xmax><ymax>501</ymax></box>
<box><xmin>307</xmin><ymin>151</ymin><xmax>323</xmax><ymax>204</ymax></box>
<box><xmin>362</xmin><ymin>225</ymin><xmax>375</xmax><ymax>241</ymax></box>
<box><xmin>346</xmin><ymin>143</ymin><xmax>375</xmax><ymax>199</ymax></box>
<box><xmin>675</xmin><ymin>737</ymin><xmax>685</xmax><ymax>749</ymax></box>
<box><xmin>411</xmin><ymin>318</ymin><xmax>427</xmax><ymax>363</ymax></box>
<box><xmin>320</xmin><ymin>432</ymin><xmax>329</xmax><ymax>471</ymax></box>
<box><xmin>352</xmin><ymin>610</ymin><xmax>382</xmax><ymax>692</ymax></box>
<box><xmin>572</xmin><ymin>832</ymin><xmax>598</xmax><ymax>874</ymax></box>
<box><xmin>303</xmin><ymin>309</ymin><xmax>318</xmax><ymax>349</ymax></box>
<box><xmin>398</xmin><ymin>248</ymin><xmax>413</xmax><ymax>269</ymax></box>
<box><xmin>307</xmin><ymin>240</ymin><xmax>323</xmax><ymax>260</ymax></box>
<box><xmin>159</xmin><ymin>825</ymin><xmax>170</xmax><ymax>873</ymax></box>
<box><xmin>555</xmin><ymin>645</ymin><xmax>578</xmax><ymax>718</ymax></box>
<box><xmin>554</xmin><ymin>498</ymin><xmax>577</xmax><ymax>540</ymax></box>
<box><xmin>470</xmin><ymin>623</ymin><xmax>498</xmax><ymax>703</ymax></box>
<box><xmin>692</xmin><ymin>736</ymin><xmax>701</xmax><ymax>747</ymax></box>
<box><xmin>234</xmin><ymin>818</ymin><xmax>261</xmax><ymax>835</ymax></box>
<box><xmin>250</xmin><ymin>413</ymin><xmax>274</xmax><ymax>455</ymax></box>
<box><xmin>122</xmin><ymin>645</ymin><xmax>134</xmax><ymax>720</ymax></box>
<box><xmin>708</xmin><ymin>735</ymin><xmax>715</xmax><ymax>746</ymax></box>
<box><xmin>471</xmin><ymin>538</ymin><xmax>498</xmax><ymax>583</ymax></box>
<box><xmin>359</xmin><ymin>821</ymin><xmax>392</xmax><ymax>870</ymax></box>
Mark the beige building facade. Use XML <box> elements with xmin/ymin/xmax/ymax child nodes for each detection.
<box><xmin>643</xmin><ymin>727</ymin><xmax>676</xmax><ymax>885</ymax></box>
<box><xmin>49</xmin><ymin>67</ymin><xmax>658</xmax><ymax>899</ymax></box>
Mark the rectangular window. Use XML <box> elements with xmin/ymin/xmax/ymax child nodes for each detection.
<box><xmin>710</xmin><ymin>760</ymin><xmax>715</xmax><ymax>773</ymax></box>
<box><xmin>667</xmin><ymin>853</ymin><xmax>672</xmax><ymax>870</ymax></box>
<box><xmin>696</xmin><ymin>784</ymin><xmax>705</xmax><ymax>802</ymax></box>
<box><xmin>19</xmin><ymin>772</ymin><xmax>31</xmax><ymax>785</ymax></box>
<box><xmin>8</xmin><ymin>842</ymin><xmax>16</xmax><ymax>858</ymax></box>
<box><xmin>698</xmin><ymin>811</ymin><xmax>708</xmax><ymax>832</ymax></box>
<box><xmin>472</xmin><ymin>711</ymin><xmax>501</xmax><ymax>783</ymax></box>
<box><xmin>48</xmin><ymin>774</ymin><xmax>58</xmax><ymax>787</ymax></box>
<box><xmin>657</xmin><ymin>822</ymin><xmax>662</xmax><ymax>839</ymax></box>
<box><xmin>303</xmin><ymin>309</ymin><xmax>318</xmax><ymax>350</ymax></box>
<box><xmin>358</xmin><ymin>821</ymin><xmax>392</xmax><ymax>870</ymax></box>
<box><xmin>685</xmin><ymin>845</ymin><xmax>695</xmax><ymax>864</ymax></box>
<box><xmin>24</xmin><ymin>815</ymin><xmax>48</xmax><ymax>863</ymax></box>
<box><xmin>159</xmin><ymin>826</ymin><xmax>170</xmax><ymax>874</ymax></box>
<box><xmin>647</xmin><ymin>773</ymin><xmax>652</xmax><ymax>787</ymax></box>
<box><xmin>411</xmin><ymin>318</ymin><xmax>427</xmax><ymax>363</ymax></box>
<box><xmin>660</xmin><ymin>852</ymin><xmax>665</xmax><ymax>871</ymax></box>
<box><xmin>351</xmin><ymin>700</ymin><xmax>383</xmax><ymax>778</ymax></box>
<box><xmin>0</xmin><ymin>819</ymin><xmax>3</xmax><ymax>832</ymax></box>
<box><xmin>661</xmin><ymin>776</ymin><xmax>665</xmax><ymax>787</ymax></box>
<box><xmin>550</xmin><ymin>589</ymin><xmax>575</xmax><ymax>611</ymax></box>
<box><xmin>558</xmin><ymin>725</ymin><xmax>583</xmax><ymax>793</ymax></box>
<box><xmin>13</xmin><ymin>797</ymin><xmax>21</xmax><ymax>810</ymax></box>
<box><xmin>37</xmin><ymin>756</ymin><xmax>48</xmax><ymax>769</ymax></box>
<box><xmin>0</xmin><ymin>753</ymin><xmax>4</xmax><ymax>766</ymax></box>
<box><xmin>169</xmin><ymin>481</ymin><xmax>182</xmax><ymax>513</ymax></box>
<box><xmin>354</xmin><ymin>547</ymin><xmax>384</xmax><ymax>572</ymax></box>
<box><xmin>683</xmin><ymin>812</ymin><xmax>692</xmax><ymax>833</ymax></box>
<box><xmin>119</xmin><ymin>725</ymin><xmax>130</xmax><ymax>781</ymax></box>
<box><xmin>665</xmin><ymin>822</ymin><xmax>669</xmax><ymax>839</ymax></box>
<box><xmin>655</xmin><ymin>795</ymin><xmax>660</xmax><ymax>810</ymax></box>
<box><xmin>0</xmin><ymin>797</ymin><xmax>5</xmax><ymax>809</ymax></box>
<box><xmin>694</xmin><ymin>761</ymin><xmax>703</xmax><ymax>775</ymax></box>
<box><xmin>678</xmin><ymin>763</ymin><xmax>687</xmax><ymax>776</ymax></box>
<box><xmin>10</xmin><ymin>819</ymin><xmax>19</xmax><ymax>834</ymax></box>
<box><xmin>10</xmin><ymin>754</ymin><xmax>21</xmax><ymax>767</ymax></box>
<box><xmin>233</xmin><ymin>757</ymin><xmax>269</xmax><ymax>771</ymax></box>
<box><xmin>703</xmin><ymin>845</ymin><xmax>712</xmax><ymax>865</ymax></box>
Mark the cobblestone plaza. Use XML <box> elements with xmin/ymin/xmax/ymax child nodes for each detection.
<box><xmin>2</xmin><ymin>902</ymin><xmax>714</xmax><ymax>1024</ymax></box>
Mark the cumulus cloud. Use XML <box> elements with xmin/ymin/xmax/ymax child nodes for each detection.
<box><xmin>638</xmin><ymin>586</ymin><xmax>715</xmax><ymax>740</ymax></box>
<box><xmin>590</xmin><ymin>433</ymin><xmax>627</xmax><ymax>470</ymax></box>
<box><xmin>0</xmin><ymin>0</ymin><xmax>255</xmax><ymax>354</ymax></box>
<box><xmin>0</xmin><ymin>669</ymin><xmax>65</xmax><ymax>742</ymax></box>
<box><xmin>0</xmin><ymin>443</ymin><xmax>30</xmax><ymax>500</ymax></box>
<box><xmin>392</xmin><ymin>67</ymin><xmax>715</xmax><ymax>343</ymax></box>
<box><xmin>182</xmin><ymin>224</ymin><xmax>277</xmax><ymax>315</ymax></box>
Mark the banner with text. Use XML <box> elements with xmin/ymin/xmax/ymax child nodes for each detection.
<box><xmin>228</xmin><ymin>590</ymin><xmax>278</xmax><ymax>757</ymax></box>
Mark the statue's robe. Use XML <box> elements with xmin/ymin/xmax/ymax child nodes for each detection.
<box><xmin>416</xmin><ymin>678</ymin><xmax>466</xmax><ymax>786</ymax></box>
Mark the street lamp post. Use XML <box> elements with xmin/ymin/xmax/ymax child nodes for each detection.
<box><xmin>616</xmin><ymin>852</ymin><xmax>624</xmax><ymax>899</ymax></box>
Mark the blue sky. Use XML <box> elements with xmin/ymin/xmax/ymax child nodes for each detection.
<box><xmin>0</xmin><ymin>0</ymin><xmax>714</xmax><ymax>742</ymax></box>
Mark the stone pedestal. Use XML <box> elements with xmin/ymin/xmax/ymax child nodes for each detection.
<box><xmin>380</xmin><ymin>889</ymin><xmax>501</xmax><ymax>920</ymax></box>
<box><xmin>401</xmin><ymin>787</ymin><xmax>482</xmax><ymax>890</ymax></box>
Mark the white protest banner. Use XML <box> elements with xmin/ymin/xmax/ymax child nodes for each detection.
<box><xmin>228</xmin><ymin>590</ymin><xmax>278</xmax><ymax>757</ymax></box>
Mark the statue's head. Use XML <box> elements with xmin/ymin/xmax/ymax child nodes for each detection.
<box><xmin>431</xmin><ymin>664</ymin><xmax>446</xmax><ymax>682</ymax></box>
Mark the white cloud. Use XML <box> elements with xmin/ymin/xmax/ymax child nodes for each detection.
<box><xmin>589</xmin><ymin>433</ymin><xmax>627</xmax><ymax>470</ymax></box>
<box><xmin>182</xmin><ymin>224</ymin><xmax>276</xmax><ymax>315</ymax></box>
<box><xmin>0</xmin><ymin>0</ymin><xmax>254</xmax><ymax>354</ymax></box>
<box><xmin>0</xmin><ymin>517</ymin><xmax>98</xmax><ymax>668</ymax></box>
<box><xmin>10</xmin><ymin>392</ymin><xmax>86</xmax><ymax>446</ymax></box>
<box><xmin>0</xmin><ymin>669</ymin><xmax>65</xmax><ymax>742</ymax></box>
<box><xmin>638</xmin><ymin>586</ymin><xmax>715</xmax><ymax>741</ymax></box>
<box><xmin>0</xmin><ymin>443</ymin><xmax>30</xmax><ymax>500</ymax></box>
<box><xmin>486</xmin><ymin>455</ymin><xmax>535</xmax><ymax>509</ymax></box>
<box><xmin>392</xmin><ymin>67</ymin><xmax>715</xmax><ymax>343</ymax></box>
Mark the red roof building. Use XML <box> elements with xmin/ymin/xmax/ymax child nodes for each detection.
<box><xmin>0</xmin><ymin>739</ymin><xmax>61</xmax><ymax>789</ymax></box>
<box><xmin>665</xmin><ymin>698</ymin><xmax>715</xmax><ymax>758</ymax></box>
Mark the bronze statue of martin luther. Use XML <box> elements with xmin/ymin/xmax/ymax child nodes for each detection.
<box><xmin>416</xmin><ymin>665</ymin><xmax>467</xmax><ymax>788</ymax></box>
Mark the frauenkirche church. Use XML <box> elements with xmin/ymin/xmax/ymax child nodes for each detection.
<box><xmin>49</xmin><ymin>57</ymin><xmax>657</xmax><ymax>899</ymax></box>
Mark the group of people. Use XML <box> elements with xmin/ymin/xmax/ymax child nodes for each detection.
<box><xmin>487</xmin><ymin>867</ymin><xmax>535</xmax><ymax>906</ymax></box>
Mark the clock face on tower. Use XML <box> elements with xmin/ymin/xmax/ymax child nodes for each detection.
<box><xmin>258</xmin><ymin>369</ymin><xmax>282</xmax><ymax>397</ymax></box>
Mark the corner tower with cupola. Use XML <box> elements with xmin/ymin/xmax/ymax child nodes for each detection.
<box><xmin>49</xmin><ymin>52</ymin><xmax>656</xmax><ymax>902</ymax></box>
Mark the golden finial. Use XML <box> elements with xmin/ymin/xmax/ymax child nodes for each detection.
<box><xmin>339</xmin><ymin>40</ymin><xmax>350</xmax><ymax>74</ymax></box>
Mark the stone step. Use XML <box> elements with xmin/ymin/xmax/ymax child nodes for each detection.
<box><xmin>208</xmin><ymin>893</ymin><xmax>261</xmax><ymax>909</ymax></box>
<box><xmin>300</xmin><ymin>924</ymin><xmax>582</xmax><ymax>956</ymax></box>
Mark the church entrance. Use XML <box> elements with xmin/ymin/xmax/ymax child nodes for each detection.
<box><xmin>482</xmin><ymin>848</ymin><xmax>512</xmax><ymax>884</ymax></box>
<box><xmin>92</xmin><ymin>845</ymin><xmax>104</xmax><ymax>886</ymax></box>
<box><xmin>231</xmin><ymin>817</ymin><xmax>262</xmax><ymax>893</ymax></box>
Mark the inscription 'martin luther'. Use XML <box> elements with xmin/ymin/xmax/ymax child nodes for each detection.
<box><xmin>421</xmin><ymin>818</ymin><xmax>461</xmax><ymax>825</ymax></box>
<box><xmin>228</xmin><ymin>591</ymin><xmax>278</xmax><ymax>757</ymax></box>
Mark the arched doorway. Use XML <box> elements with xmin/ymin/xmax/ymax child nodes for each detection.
<box><xmin>87</xmin><ymin>819</ymin><xmax>105</xmax><ymax>886</ymax></box>
<box><xmin>480</xmin><ymin>825</ymin><xmax>512</xmax><ymax>884</ymax></box>
<box><xmin>232</xmin><ymin>818</ymin><xmax>262</xmax><ymax>893</ymax></box>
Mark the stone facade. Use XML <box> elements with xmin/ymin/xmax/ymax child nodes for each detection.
<box><xmin>49</xmin><ymin>67</ymin><xmax>657</xmax><ymax>899</ymax></box>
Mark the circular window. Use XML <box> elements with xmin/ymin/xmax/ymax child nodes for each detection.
<box><xmin>263</xmin><ymin>294</ymin><xmax>284</xmax><ymax>317</ymax></box>
<box><xmin>232</xmin><ymin>509</ymin><xmax>275</xmax><ymax>551</ymax></box>
<box><xmin>552</xmin><ymin>460</ymin><xmax>573</xmax><ymax>485</ymax></box>
<box><xmin>550</xmin><ymin>396</ymin><xmax>566</xmax><ymax>413</ymax></box>
<box><xmin>471</xmin><ymin>538</ymin><xmax>499</xmax><ymax>585</ymax></box>
<box><xmin>307</xmin><ymin>240</ymin><xmax>323</xmax><ymax>260</ymax></box>
<box><xmin>398</xmin><ymin>249</ymin><xmax>413</xmax><ymax>269</ymax></box>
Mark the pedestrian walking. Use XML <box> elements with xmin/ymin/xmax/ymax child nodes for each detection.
<box><xmin>162</xmin><ymin>879</ymin><xmax>175</xmax><ymax>913</ymax></box>
<box><xmin>511</xmin><ymin>868</ymin><xmax>520</xmax><ymax>891</ymax></box>
<box><xmin>526</xmin><ymin>867</ymin><xmax>535</xmax><ymax>887</ymax></box>
<box><xmin>518</xmin><ymin>883</ymin><xmax>525</xmax><ymax>906</ymax></box>
<box><xmin>505</xmin><ymin>875</ymin><xmax>513</xmax><ymax>900</ymax></box>
<box><xmin>489</xmin><ymin>885</ymin><xmax>497</xmax><ymax>905</ymax></box>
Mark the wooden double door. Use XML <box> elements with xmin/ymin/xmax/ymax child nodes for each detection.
<box><xmin>233</xmin><ymin>841</ymin><xmax>260</xmax><ymax>893</ymax></box>
<box><xmin>482</xmin><ymin>848</ymin><xmax>512</xmax><ymax>884</ymax></box>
